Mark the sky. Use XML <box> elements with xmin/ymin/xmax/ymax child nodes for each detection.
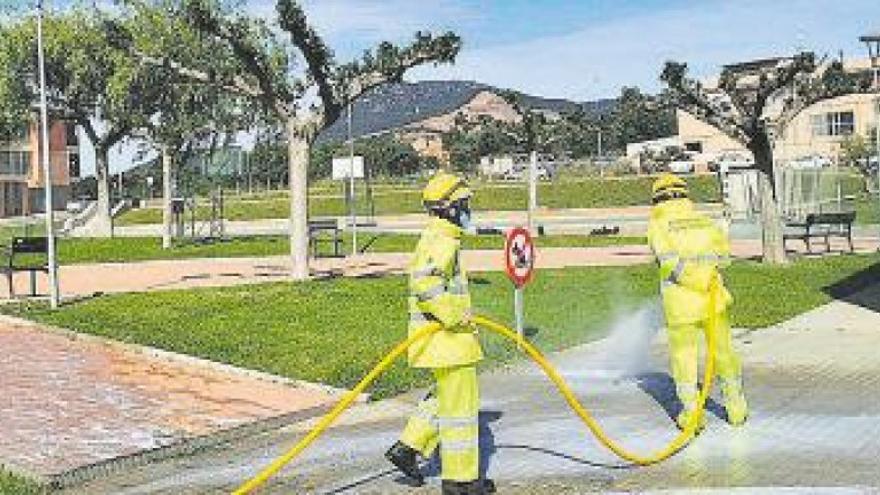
<box><xmin>18</xmin><ymin>0</ymin><xmax>880</xmax><ymax>175</ymax></box>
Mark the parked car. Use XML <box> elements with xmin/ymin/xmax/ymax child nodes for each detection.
<box><xmin>789</xmin><ymin>154</ymin><xmax>832</xmax><ymax>169</ymax></box>
<box><xmin>856</xmin><ymin>156</ymin><xmax>879</xmax><ymax>173</ymax></box>
<box><xmin>65</xmin><ymin>200</ymin><xmax>87</xmax><ymax>214</ymax></box>
<box><xmin>668</xmin><ymin>160</ymin><xmax>695</xmax><ymax>174</ymax></box>
<box><xmin>499</xmin><ymin>165</ymin><xmax>553</xmax><ymax>181</ymax></box>
<box><xmin>710</xmin><ymin>151</ymin><xmax>754</xmax><ymax>173</ymax></box>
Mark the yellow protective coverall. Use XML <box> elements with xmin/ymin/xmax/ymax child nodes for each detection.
<box><xmin>647</xmin><ymin>198</ymin><xmax>748</xmax><ymax>427</ymax></box>
<box><xmin>400</xmin><ymin>216</ymin><xmax>483</xmax><ymax>482</ymax></box>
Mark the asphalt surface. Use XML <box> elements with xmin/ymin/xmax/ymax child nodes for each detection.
<box><xmin>64</xmin><ymin>283</ymin><xmax>880</xmax><ymax>494</ymax></box>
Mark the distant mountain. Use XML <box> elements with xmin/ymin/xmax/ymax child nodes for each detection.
<box><xmin>319</xmin><ymin>80</ymin><xmax>615</xmax><ymax>143</ymax></box>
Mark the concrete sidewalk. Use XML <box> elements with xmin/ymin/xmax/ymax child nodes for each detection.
<box><xmin>62</xmin><ymin>283</ymin><xmax>880</xmax><ymax>494</ymax></box>
<box><xmin>6</xmin><ymin>238</ymin><xmax>878</xmax><ymax>300</ymax></box>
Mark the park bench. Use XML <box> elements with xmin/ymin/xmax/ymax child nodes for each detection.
<box><xmin>308</xmin><ymin>219</ymin><xmax>343</xmax><ymax>257</ymax></box>
<box><xmin>2</xmin><ymin>237</ymin><xmax>50</xmax><ymax>298</ymax></box>
<box><xmin>783</xmin><ymin>211</ymin><xmax>855</xmax><ymax>254</ymax></box>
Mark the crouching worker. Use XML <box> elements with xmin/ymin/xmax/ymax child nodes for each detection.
<box><xmin>647</xmin><ymin>173</ymin><xmax>748</xmax><ymax>431</ymax></box>
<box><xmin>385</xmin><ymin>172</ymin><xmax>495</xmax><ymax>495</ymax></box>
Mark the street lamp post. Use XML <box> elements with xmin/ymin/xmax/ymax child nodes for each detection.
<box><xmin>36</xmin><ymin>0</ymin><xmax>60</xmax><ymax>308</ymax></box>
<box><xmin>859</xmin><ymin>34</ymin><xmax>880</xmax><ymax>249</ymax></box>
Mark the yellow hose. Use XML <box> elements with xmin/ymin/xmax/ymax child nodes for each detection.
<box><xmin>234</xmin><ymin>279</ymin><xmax>720</xmax><ymax>494</ymax></box>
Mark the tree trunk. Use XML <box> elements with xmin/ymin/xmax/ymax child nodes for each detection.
<box><xmin>161</xmin><ymin>146</ymin><xmax>174</xmax><ymax>250</ymax></box>
<box><xmin>93</xmin><ymin>146</ymin><xmax>113</xmax><ymax>237</ymax></box>
<box><xmin>288</xmin><ymin>118</ymin><xmax>310</xmax><ymax>280</ymax></box>
<box><xmin>751</xmin><ymin>139</ymin><xmax>786</xmax><ymax>264</ymax></box>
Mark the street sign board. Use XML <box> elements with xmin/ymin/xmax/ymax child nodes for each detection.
<box><xmin>332</xmin><ymin>156</ymin><xmax>365</xmax><ymax>180</ymax></box>
<box><xmin>504</xmin><ymin>227</ymin><xmax>535</xmax><ymax>287</ymax></box>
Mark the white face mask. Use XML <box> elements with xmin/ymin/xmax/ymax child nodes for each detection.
<box><xmin>458</xmin><ymin>210</ymin><xmax>473</xmax><ymax>231</ymax></box>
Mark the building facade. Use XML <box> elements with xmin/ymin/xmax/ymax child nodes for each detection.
<box><xmin>677</xmin><ymin>57</ymin><xmax>879</xmax><ymax>167</ymax></box>
<box><xmin>0</xmin><ymin>119</ymin><xmax>78</xmax><ymax>217</ymax></box>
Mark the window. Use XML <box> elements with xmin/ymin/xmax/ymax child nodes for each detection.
<box><xmin>0</xmin><ymin>126</ymin><xmax>28</xmax><ymax>146</ymax></box>
<box><xmin>0</xmin><ymin>151</ymin><xmax>31</xmax><ymax>176</ymax></box>
<box><xmin>65</xmin><ymin>123</ymin><xmax>79</xmax><ymax>146</ymax></box>
<box><xmin>69</xmin><ymin>153</ymin><xmax>80</xmax><ymax>178</ymax></box>
<box><xmin>684</xmin><ymin>141</ymin><xmax>703</xmax><ymax>153</ymax></box>
<box><xmin>811</xmin><ymin>111</ymin><xmax>855</xmax><ymax>137</ymax></box>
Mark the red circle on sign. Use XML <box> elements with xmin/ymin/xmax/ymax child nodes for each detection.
<box><xmin>504</xmin><ymin>227</ymin><xmax>535</xmax><ymax>287</ymax></box>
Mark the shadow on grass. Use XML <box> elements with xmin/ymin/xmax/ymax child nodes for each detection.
<box><xmin>822</xmin><ymin>259</ymin><xmax>880</xmax><ymax>314</ymax></box>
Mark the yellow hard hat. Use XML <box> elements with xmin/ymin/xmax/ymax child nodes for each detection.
<box><xmin>652</xmin><ymin>173</ymin><xmax>688</xmax><ymax>203</ymax></box>
<box><xmin>422</xmin><ymin>172</ymin><xmax>472</xmax><ymax>209</ymax></box>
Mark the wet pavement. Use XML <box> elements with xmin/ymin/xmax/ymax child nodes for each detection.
<box><xmin>62</xmin><ymin>284</ymin><xmax>880</xmax><ymax>494</ymax></box>
<box><xmin>0</xmin><ymin>318</ymin><xmax>340</xmax><ymax>486</ymax></box>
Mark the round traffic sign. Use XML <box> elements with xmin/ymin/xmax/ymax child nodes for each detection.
<box><xmin>504</xmin><ymin>227</ymin><xmax>535</xmax><ymax>287</ymax></box>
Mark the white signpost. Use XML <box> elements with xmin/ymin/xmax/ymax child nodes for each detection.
<box><xmin>332</xmin><ymin>156</ymin><xmax>365</xmax><ymax>255</ymax></box>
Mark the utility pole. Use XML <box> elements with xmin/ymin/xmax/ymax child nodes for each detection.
<box><xmin>528</xmin><ymin>150</ymin><xmax>537</xmax><ymax>234</ymax></box>
<box><xmin>37</xmin><ymin>0</ymin><xmax>59</xmax><ymax>308</ymax></box>
<box><xmin>860</xmin><ymin>34</ymin><xmax>880</xmax><ymax>250</ymax></box>
<box><xmin>597</xmin><ymin>128</ymin><xmax>604</xmax><ymax>177</ymax></box>
<box><xmin>348</xmin><ymin>99</ymin><xmax>357</xmax><ymax>255</ymax></box>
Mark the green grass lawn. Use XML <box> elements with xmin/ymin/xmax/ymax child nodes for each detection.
<box><xmin>6</xmin><ymin>254</ymin><xmax>878</xmax><ymax>399</ymax></box>
<box><xmin>116</xmin><ymin>175</ymin><xmax>721</xmax><ymax>225</ymax></box>
<box><xmin>0</xmin><ymin>470</ymin><xmax>43</xmax><ymax>495</ymax></box>
<box><xmin>11</xmin><ymin>234</ymin><xmax>645</xmax><ymax>265</ymax></box>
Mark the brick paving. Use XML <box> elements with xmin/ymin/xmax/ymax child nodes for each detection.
<box><xmin>0</xmin><ymin>318</ymin><xmax>339</xmax><ymax>483</ymax></box>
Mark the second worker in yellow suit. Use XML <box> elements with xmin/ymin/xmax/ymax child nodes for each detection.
<box><xmin>385</xmin><ymin>172</ymin><xmax>495</xmax><ymax>495</ymax></box>
<box><xmin>647</xmin><ymin>174</ymin><xmax>748</xmax><ymax>431</ymax></box>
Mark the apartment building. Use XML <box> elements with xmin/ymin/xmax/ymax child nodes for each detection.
<box><xmin>0</xmin><ymin>119</ymin><xmax>78</xmax><ymax>217</ymax></box>
<box><xmin>677</xmin><ymin>57</ymin><xmax>879</xmax><ymax>166</ymax></box>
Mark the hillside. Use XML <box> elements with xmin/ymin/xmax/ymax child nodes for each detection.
<box><xmin>319</xmin><ymin>80</ymin><xmax>615</xmax><ymax>143</ymax></box>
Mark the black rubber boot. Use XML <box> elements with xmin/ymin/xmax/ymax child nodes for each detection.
<box><xmin>441</xmin><ymin>478</ymin><xmax>496</xmax><ymax>495</ymax></box>
<box><xmin>384</xmin><ymin>441</ymin><xmax>424</xmax><ymax>485</ymax></box>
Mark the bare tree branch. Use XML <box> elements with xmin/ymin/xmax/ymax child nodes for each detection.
<box><xmin>327</xmin><ymin>31</ymin><xmax>462</xmax><ymax>125</ymax></box>
<box><xmin>776</xmin><ymin>60</ymin><xmax>875</xmax><ymax>130</ymax></box>
<box><xmin>276</xmin><ymin>0</ymin><xmax>335</xmax><ymax>115</ymax></box>
<box><xmin>185</xmin><ymin>2</ymin><xmax>295</xmax><ymax>109</ymax></box>
<box><xmin>660</xmin><ymin>61</ymin><xmax>751</xmax><ymax>143</ymax></box>
<box><xmin>134</xmin><ymin>49</ymin><xmax>265</xmax><ymax>99</ymax></box>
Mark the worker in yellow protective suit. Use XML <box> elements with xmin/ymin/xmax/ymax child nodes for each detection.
<box><xmin>647</xmin><ymin>173</ymin><xmax>748</xmax><ymax>431</ymax></box>
<box><xmin>385</xmin><ymin>172</ymin><xmax>495</xmax><ymax>495</ymax></box>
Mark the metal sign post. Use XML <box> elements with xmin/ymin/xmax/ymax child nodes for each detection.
<box><xmin>331</xmin><ymin>155</ymin><xmax>365</xmax><ymax>256</ymax></box>
<box><xmin>347</xmin><ymin>101</ymin><xmax>357</xmax><ymax>255</ymax></box>
<box><xmin>504</xmin><ymin>227</ymin><xmax>536</xmax><ymax>347</ymax></box>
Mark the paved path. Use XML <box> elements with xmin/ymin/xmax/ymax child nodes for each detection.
<box><xmin>5</xmin><ymin>238</ymin><xmax>879</xmax><ymax>300</ymax></box>
<box><xmin>106</xmin><ymin>206</ymin><xmax>880</xmax><ymax>240</ymax></box>
<box><xmin>63</xmin><ymin>283</ymin><xmax>880</xmax><ymax>494</ymax></box>
<box><xmin>106</xmin><ymin>206</ymin><xmax>725</xmax><ymax>238</ymax></box>
<box><xmin>0</xmin><ymin>317</ymin><xmax>342</xmax><ymax>486</ymax></box>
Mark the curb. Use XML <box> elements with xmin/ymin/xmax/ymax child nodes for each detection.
<box><xmin>44</xmin><ymin>403</ymin><xmax>332</xmax><ymax>489</ymax></box>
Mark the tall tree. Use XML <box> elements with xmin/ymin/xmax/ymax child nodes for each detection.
<box><xmin>120</xmin><ymin>1</ymin><xmax>252</xmax><ymax>248</ymax></box>
<box><xmin>661</xmin><ymin>54</ymin><xmax>873</xmax><ymax>263</ymax></box>
<box><xmin>119</xmin><ymin>0</ymin><xmax>460</xmax><ymax>279</ymax></box>
<box><xmin>0</xmin><ymin>7</ymin><xmax>157</xmax><ymax>235</ymax></box>
<box><xmin>606</xmin><ymin>86</ymin><xmax>675</xmax><ymax>150</ymax></box>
